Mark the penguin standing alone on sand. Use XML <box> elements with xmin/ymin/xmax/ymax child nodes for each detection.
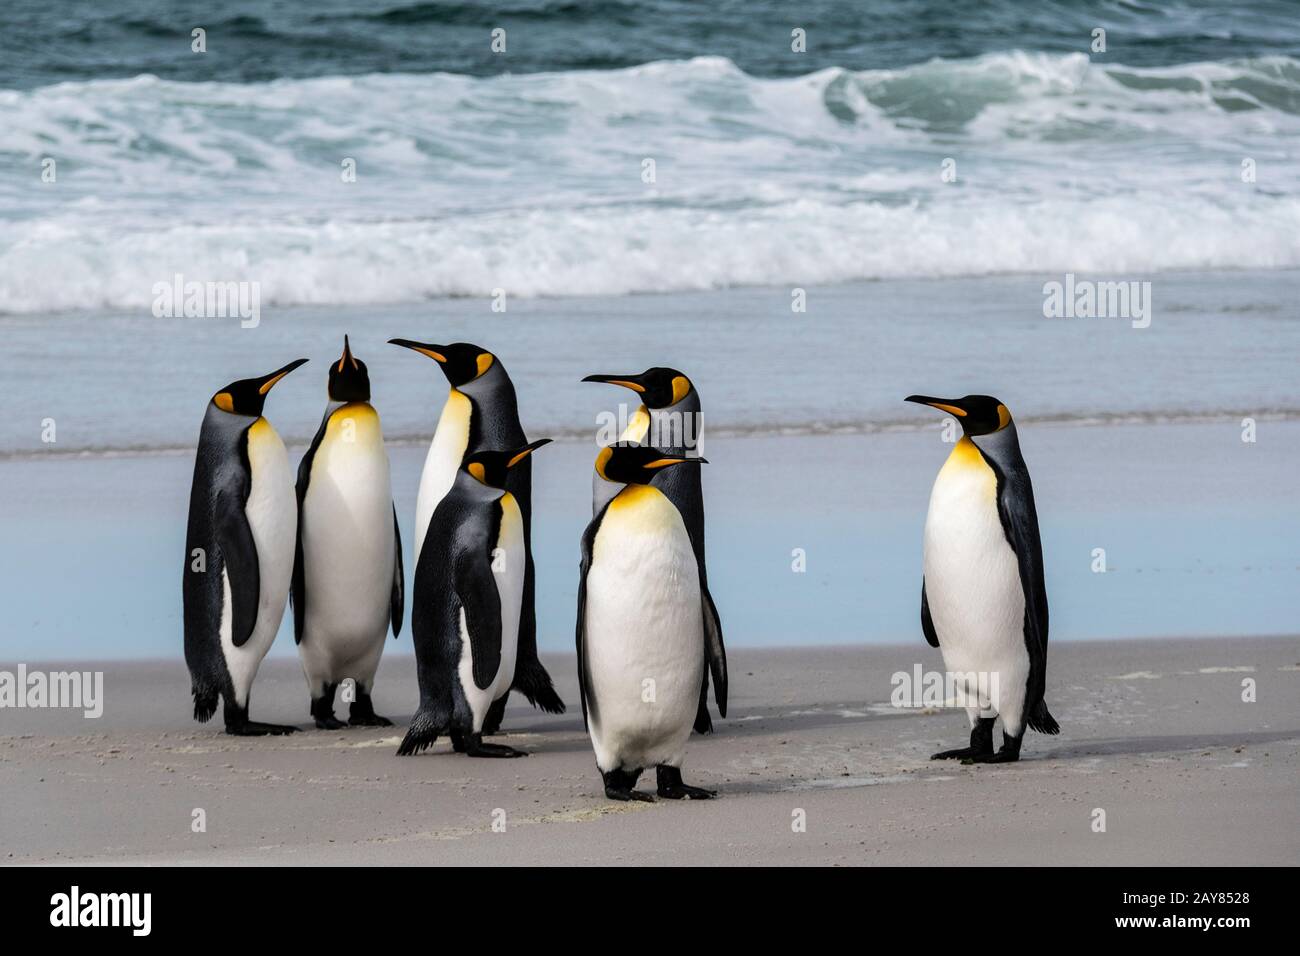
<box><xmin>388</xmin><ymin>338</ymin><xmax>563</xmax><ymax>729</ymax></box>
<box><xmin>906</xmin><ymin>394</ymin><xmax>1059</xmax><ymax>762</ymax></box>
<box><xmin>582</xmin><ymin>368</ymin><xmax>725</xmax><ymax>733</ymax></box>
<box><xmin>183</xmin><ymin>358</ymin><xmax>307</xmax><ymax>735</ymax></box>
<box><xmin>576</xmin><ymin>444</ymin><xmax>721</xmax><ymax>801</ymax></box>
<box><xmin>397</xmin><ymin>440</ymin><xmax>553</xmax><ymax>758</ymax></box>
<box><xmin>292</xmin><ymin>337</ymin><xmax>403</xmax><ymax>729</ymax></box>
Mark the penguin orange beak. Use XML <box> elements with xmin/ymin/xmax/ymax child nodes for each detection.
<box><xmin>388</xmin><ymin>338</ymin><xmax>447</xmax><ymax>363</ymax></box>
<box><xmin>257</xmin><ymin>358</ymin><xmax>309</xmax><ymax>395</ymax></box>
<box><xmin>506</xmin><ymin>438</ymin><xmax>553</xmax><ymax>468</ymax></box>
<box><xmin>644</xmin><ymin>454</ymin><xmax>707</xmax><ymax>469</ymax></box>
<box><xmin>905</xmin><ymin>395</ymin><xmax>967</xmax><ymax>418</ymax></box>
<box><xmin>337</xmin><ymin>335</ymin><xmax>358</xmax><ymax>372</ymax></box>
<box><xmin>582</xmin><ymin>373</ymin><xmax>646</xmax><ymax>393</ymax></box>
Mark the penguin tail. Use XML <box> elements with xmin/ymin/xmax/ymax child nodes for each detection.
<box><xmin>1027</xmin><ymin>699</ymin><xmax>1060</xmax><ymax>736</ymax></box>
<box><xmin>511</xmin><ymin>659</ymin><xmax>566</xmax><ymax>715</ymax></box>
<box><xmin>191</xmin><ymin>681</ymin><xmax>219</xmax><ymax>723</ymax></box>
<box><xmin>396</xmin><ymin>706</ymin><xmax>447</xmax><ymax>756</ymax></box>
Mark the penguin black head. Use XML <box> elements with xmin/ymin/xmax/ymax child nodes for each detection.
<box><xmin>582</xmin><ymin>368</ymin><xmax>693</xmax><ymax>409</ymax></box>
<box><xmin>905</xmin><ymin>394</ymin><xmax>1012</xmax><ymax>436</ymax></box>
<box><xmin>594</xmin><ymin>443</ymin><xmax>707</xmax><ymax>485</ymax></box>
<box><xmin>211</xmin><ymin>358</ymin><xmax>308</xmax><ymax>418</ymax></box>
<box><xmin>389</xmin><ymin>338</ymin><xmax>496</xmax><ymax>388</ymax></box>
<box><xmin>328</xmin><ymin>335</ymin><xmax>372</xmax><ymax>403</ymax></box>
<box><xmin>464</xmin><ymin>438</ymin><xmax>552</xmax><ymax>489</ymax></box>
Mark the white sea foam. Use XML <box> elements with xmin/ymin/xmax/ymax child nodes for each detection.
<box><xmin>1</xmin><ymin>52</ymin><xmax>1297</xmax><ymax>313</ymax></box>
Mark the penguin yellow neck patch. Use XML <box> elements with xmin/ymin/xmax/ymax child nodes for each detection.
<box><xmin>325</xmin><ymin>402</ymin><xmax>380</xmax><ymax>443</ymax></box>
<box><xmin>609</xmin><ymin>483</ymin><xmax>665</xmax><ymax>516</ymax></box>
<box><xmin>621</xmin><ymin>406</ymin><xmax>650</xmax><ymax>444</ymax></box>
<box><xmin>947</xmin><ymin>436</ymin><xmax>987</xmax><ymax>470</ymax></box>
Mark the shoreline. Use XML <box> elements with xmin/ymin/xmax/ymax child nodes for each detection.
<box><xmin>5</xmin><ymin>407</ymin><xmax>1300</xmax><ymax>463</ymax></box>
<box><xmin>2</xmin><ymin>639</ymin><xmax>1296</xmax><ymax>865</ymax></box>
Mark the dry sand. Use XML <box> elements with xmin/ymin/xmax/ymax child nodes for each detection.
<box><xmin>2</xmin><ymin>637</ymin><xmax>1296</xmax><ymax>866</ymax></box>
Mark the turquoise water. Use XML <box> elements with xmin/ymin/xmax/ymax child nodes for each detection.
<box><xmin>3</xmin><ymin>420</ymin><xmax>1296</xmax><ymax>662</ymax></box>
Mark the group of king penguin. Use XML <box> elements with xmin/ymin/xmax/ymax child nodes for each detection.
<box><xmin>183</xmin><ymin>336</ymin><xmax>1060</xmax><ymax>803</ymax></box>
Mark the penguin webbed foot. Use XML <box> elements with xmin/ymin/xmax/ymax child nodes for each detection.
<box><xmin>602</xmin><ymin>768</ymin><xmax>652</xmax><ymax>802</ymax></box>
<box><xmin>964</xmin><ymin>731</ymin><xmax>1023</xmax><ymax>765</ymax></box>
<box><xmin>656</xmin><ymin>765</ymin><xmax>716</xmax><ymax>800</ymax></box>
<box><xmin>224</xmin><ymin>700</ymin><xmax>297</xmax><ymax>736</ymax></box>
<box><xmin>227</xmin><ymin>720</ymin><xmax>298</xmax><ymax>736</ymax></box>
<box><xmin>348</xmin><ymin>690</ymin><xmax>393</xmax><ymax>727</ymax></box>
<box><xmin>932</xmin><ymin>716</ymin><xmax>995</xmax><ymax>760</ymax></box>
<box><xmin>455</xmin><ymin>730</ymin><xmax>527</xmax><ymax>758</ymax></box>
<box><xmin>310</xmin><ymin>684</ymin><xmax>347</xmax><ymax>731</ymax></box>
<box><xmin>931</xmin><ymin>747</ymin><xmax>979</xmax><ymax>760</ymax></box>
<box><xmin>348</xmin><ymin>712</ymin><xmax>393</xmax><ymax>727</ymax></box>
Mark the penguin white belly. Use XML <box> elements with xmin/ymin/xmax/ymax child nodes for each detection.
<box><xmin>222</xmin><ymin>418</ymin><xmax>296</xmax><ymax>706</ymax></box>
<box><xmin>300</xmin><ymin>404</ymin><xmax>395</xmax><ymax>685</ymax></box>
<box><xmin>584</xmin><ymin>485</ymin><xmax>702</xmax><ymax>772</ymax></box>
<box><xmin>456</xmin><ymin>493</ymin><xmax>524</xmax><ymax>731</ymax></box>
<box><xmin>922</xmin><ymin>439</ymin><xmax>1028</xmax><ymax>723</ymax></box>
<box><xmin>415</xmin><ymin>389</ymin><xmax>471</xmax><ymax>563</ymax></box>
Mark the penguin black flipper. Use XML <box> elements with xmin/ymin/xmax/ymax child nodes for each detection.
<box><xmin>390</xmin><ymin>503</ymin><xmax>404</xmax><ymax>637</ymax></box>
<box><xmin>216</xmin><ymin>482</ymin><xmax>260</xmax><ymax>648</ymax></box>
<box><xmin>504</xmin><ymin>467</ymin><xmax>565</xmax><ymax>716</ymax></box>
<box><xmin>290</xmin><ymin>410</ymin><xmax>329</xmax><ymax>645</ymax></box>
<box><xmin>574</xmin><ymin>500</ymin><xmax>608</xmax><ymax>732</ymax></box>
<box><xmin>920</xmin><ymin>579</ymin><xmax>940</xmax><ymax>648</ymax></box>
<box><xmin>454</xmin><ymin>545</ymin><xmax>503</xmax><ymax>692</ymax></box>
<box><xmin>701</xmin><ymin>584</ymin><xmax>727</xmax><ymax>718</ymax></box>
<box><xmin>992</xmin><ymin>459</ymin><xmax>1058</xmax><ymax>735</ymax></box>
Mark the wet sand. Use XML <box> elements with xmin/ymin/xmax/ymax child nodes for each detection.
<box><xmin>2</xmin><ymin>637</ymin><xmax>1296</xmax><ymax>865</ymax></box>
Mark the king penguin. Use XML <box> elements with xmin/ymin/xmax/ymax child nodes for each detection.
<box><xmin>183</xmin><ymin>358</ymin><xmax>307</xmax><ymax>735</ymax></box>
<box><xmin>905</xmin><ymin>394</ymin><xmax>1060</xmax><ymax>763</ymax></box>
<box><xmin>396</xmin><ymin>439</ymin><xmax>553</xmax><ymax>758</ymax></box>
<box><xmin>389</xmin><ymin>338</ymin><xmax>564</xmax><ymax>729</ymax></box>
<box><xmin>292</xmin><ymin>337</ymin><xmax>403</xmax><ymax>729</ymax></box>
<box><xmin>582</xmin><ymin>368</ymin><xmax>725</xmax><ymax>734</ymax></box>
<box><xmin>576</xmin><ymin>444</ymin><xmax>722</xmax><ymax>801</ymax></box>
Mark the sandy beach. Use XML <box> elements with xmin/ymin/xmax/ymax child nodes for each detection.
<box><xmin>2</xmin><ymin>638</ymin><xmax>1295</xmax><ymax>866</ymax></box>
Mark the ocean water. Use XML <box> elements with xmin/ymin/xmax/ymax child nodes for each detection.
<box><xmin>0</xmin><ymin>3</ymin><xmax>1297</xmax><ymax>661</ymax></box>
<box><xmin>2</xmin><ymin>2</ymin><xmax>1300</xmax><ymax>314</ymax></box>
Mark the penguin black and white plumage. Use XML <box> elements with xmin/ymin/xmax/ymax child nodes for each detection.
<box><xmin>183</xmin><ymin>358</ymin><xmax>307</xmax><ymax>735</ymax></box>
<box><xmin>582</xmin><ymin>369</ymin><xmax>726</xmax><ymax>734</ymax></box>
<box><xmin>291</xmin><ymin>337</ymin><xmax>403</xmax><ymax>729</ymax></box>
<box><xmin>389</xmin><ymin>339</ymin><xmax>564</xmax><ymax>730</ymax></box>
<box><xmin>396</xmin><ymin>440</ymin><xmax>553</xmax><ymax>759</ymax></box>
<box><xmin>906</xmin><ymin>394</ymin><xmax>1060</xmax><ymax>763</ymax></box>
<box><xmin>576</xmin><ymin>445</ymin><xmax>722</xmax><ymax>802</ymax></box>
